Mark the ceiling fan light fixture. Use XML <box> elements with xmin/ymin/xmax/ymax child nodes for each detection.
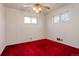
<box><xmin>33</xmin><ymin>6</ymin><xmax>42</xmax><ymax>13</ymax></box>
<box><xmin>33</xmin><ymin>7</ymin><xmax>37</xmax><ymax>11</ymax></box>
<box><xmin>38</xmin><ymin>7</ymin><xmax>42</xmax><ymax>11</ymax></box>
<box><xmin>35</xmin><ymin>10</ymin><xmax>39</xmax><ymax>13</ymax></box>
<box><xmin>32</xmin><ymin>3</ymin><xmax>50</xmax><ymax>13</ymax></box>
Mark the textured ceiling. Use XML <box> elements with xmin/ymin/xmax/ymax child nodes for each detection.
<box><xmin>3</xmin><ymin>3</ymin><xmax>70</xmax><ymax>14</ymax></box>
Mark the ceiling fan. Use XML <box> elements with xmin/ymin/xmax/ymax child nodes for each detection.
<box><xmin>23</xmin><ymin>3</ymin><xmax>50</xmax><ymax>13</ymax></box>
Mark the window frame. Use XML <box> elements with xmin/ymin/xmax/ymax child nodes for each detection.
<box><xmin>52</xmin><ymin>11</ymin><xmax>70</xmax><ymax>24</ymax></box>
<box><xmin>24</xmin><ymin>16</ymin><xmax>37</xmax><ymax>24</ymax></box>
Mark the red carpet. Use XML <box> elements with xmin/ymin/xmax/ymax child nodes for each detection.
<box><xmin>1</xmin><ymin>39</ymin><xmax>79</xmax><ymax>56</ymax></box>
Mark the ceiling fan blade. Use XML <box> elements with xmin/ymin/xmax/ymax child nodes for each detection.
<box><xmin>23</xmin><ymin>5</ymin><xmax>32</xmax><ymax>7</ymax></box>
<box><xmin>42</xmin><ymin>5</ymin><xmax>50</xmax><ymax>9</ymax></box>
<box><xmin>38</xmin><ymin>3</ymin><xmax>50</xmax><ymax>9</ymax></box>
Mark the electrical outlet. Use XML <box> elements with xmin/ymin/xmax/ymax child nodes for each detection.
<box><xmin>30</xmin><ymin>37</ymin><xmax>32</xmax><ymax>40</ymax></box>
<box><xmin>57</xmin><ymin>38</ymin><xmax>61</xmax><ymax>41</ymax></box>
<box><xmin>57</xmin><ymin>38</ymin><xmax>63</xmax><ymax>42</ymax></box>
<box><xmin>60</xmin><ymin>39</ymin><xmax>63</xmax><ymax>42</ymax></box>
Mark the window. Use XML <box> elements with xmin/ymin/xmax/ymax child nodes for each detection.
<box><xmin>52</xmin><ymin>12</ymin><xmax>70</xmax><ymax>23</ymax></box>
<box><xmin>53</xmin><ymin>15</ymin><xmax>60</xmax><ymax>23</ymax></box>
<box><xmin>24</xmin><ymin>17</ymin><xmax>37</xmax><ymax>24</ymax></box>
<box><xmin>24</xmin><ymin>17</ymin><xmax>31</xmax><ymax>23</ymax></box>
<box><xmin>61</xmin><ymin>12</ymin><xmax>70</xmax><ymax>22</ymax></box>
<box><xmin>31</xmin><ymin>18</ymin><xmax>37</xmax><ymax>24</ymax></box>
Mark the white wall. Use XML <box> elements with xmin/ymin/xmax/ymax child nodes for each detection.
<box><xmin>5</xmin><ymin>4</ymin><xmax>79</xmax><ymax>48</ymax></box>
<box><xmin>6</xmin><ymin>7</ymin><xmax>45</xmax><ymax>45</ymax></box>
<box><xmin>46</xmin><ymin>4</ymin><xmax>79</xmax><ymax>48</ymax></box>
<box><xmin>0</xmin><ymin>4</ymin><xmax>6</xmax><ymax>54</ymax></box>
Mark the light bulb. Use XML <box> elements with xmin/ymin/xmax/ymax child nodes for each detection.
<box><xmin>33</xmin><ymin>7</ymin><xmax>36</xmax><ymax>11</ymax></box>
<box><xmin>38</xmin><ymin>8</ymin><xmax>42</xmax><ymax>11</ymax></box>
<box><xmin>35</xmin><ymin>10</ymin><xmax>39</xmax><ymax>13</ymax></box>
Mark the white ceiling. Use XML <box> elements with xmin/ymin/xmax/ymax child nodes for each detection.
<box><xmin>3</xmin><ymin>3</ymin><xmax>70</xmax><ymax>14</ymax></box>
